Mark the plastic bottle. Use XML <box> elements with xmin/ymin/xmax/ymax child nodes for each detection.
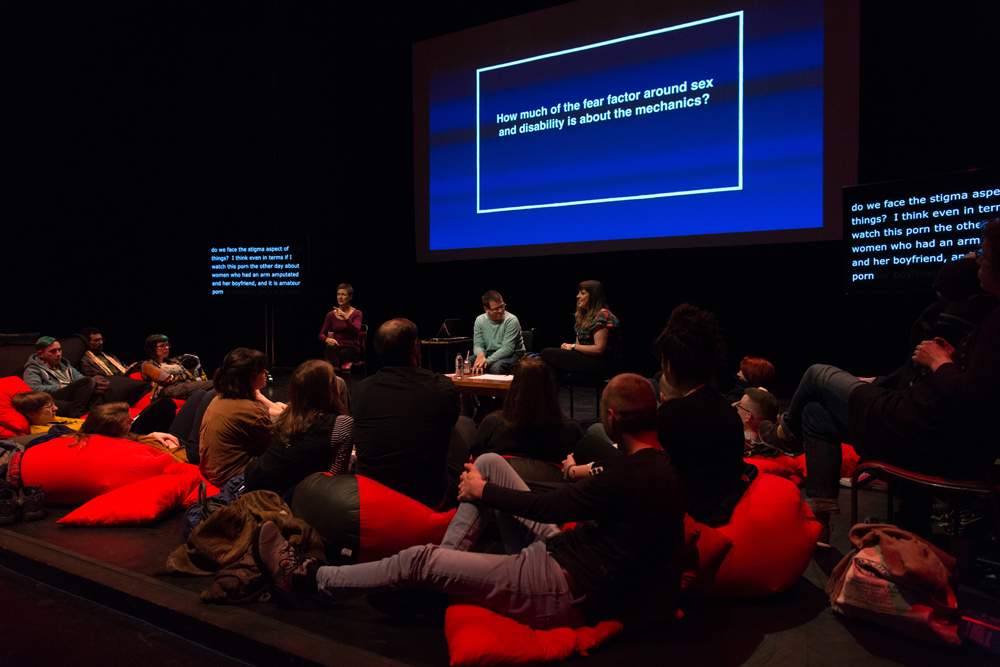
<box><xmin>463</xmin><ymin>352</ymin><xmax>471</xmax><ymax>376</ymax></box>
<box><xmin>454</xmin><ymin>354</ymin><xmax>464</xmax><ymax>378</ymax></box>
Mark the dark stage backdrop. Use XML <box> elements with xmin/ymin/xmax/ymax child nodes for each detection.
<box><xmin>4</xmin><ymin>2</ymin><xmax>1000</xmax><ymax>397</ymax></box>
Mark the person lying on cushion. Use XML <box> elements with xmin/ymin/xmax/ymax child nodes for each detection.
<box><xmin>69</xmin><ymin>402</ymin><xmax>185</xmax><ymax>462</ymax></box>
<box><xmin>252</xmin><ymin>373</ymin><xmax>686</xmax><ymax>630</ymax></box>
<box><xmin>199</xmin><ymin>348</ymin><xmax>274</xmax><ymax>486</ymax></box>
<box><xmin>244</xmin><ymin>359</ymin><xmax>353</xmax><ymax>498</ymax></box>
<box><xmin>11</xmin><ymin>391</ymin><xmax>84</xmax><ymax>434</ymax></box>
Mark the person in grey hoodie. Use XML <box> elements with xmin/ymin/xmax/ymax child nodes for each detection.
<box><xmin>23</xmin><ymin>337</ymin><xmax>105</xmax><ymax>418</ymax></box>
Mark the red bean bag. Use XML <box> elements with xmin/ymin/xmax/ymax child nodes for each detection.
<box><xmin>58</xmin><ymin>465</ymin><xmax>202</xmax><ymax>525</ymax></box>
<box><xmin>0</xmin><ymin>376</ymin><xmax>31</xmax><ymax>437</ymax></box>
<box><xmin>745</xmin><ymin>455</ymin><xmax>806</xmax><ymax>487</ymax></box>
<box><xmin>686</xmin><ymin>473</ymin><xmax>822</xmax><ymax>597</ymax></box>
<box><xmin>291</xmin><ymin>473</ymin><xmax>457</xmax><ymax>563</ymax></box>
<box><xmin>680</xmin><ymin>514</ymin><xmax>734</xmax><ymax>590</ymax></box>
<box><xmin>840</xmin><ymin>443</ymin><xmax>860</xmax><ymax>478</ymax></box>
<box><xmin>19</xmin><ymin>435</ymin><xmax>174</xmax><ymax>504</ymax></box>
<box><xmin>444</xmin><ymin>604</ymin><xmax>624</xmax><ymax>667</ymax></box>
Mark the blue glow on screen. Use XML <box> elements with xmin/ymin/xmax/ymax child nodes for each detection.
<box><xmin>425</xmin><ymin>3</ymin><xmax>824</xmax><ymax>251</ymax></box>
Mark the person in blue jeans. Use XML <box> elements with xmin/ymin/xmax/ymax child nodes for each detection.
<box><xmin>252</xmin><ymin>373</ymin><xmax>685</xmax><ymax>629</ymax></box>
<box><xmin>760</xmin><ymin>219</ymin><xmax>1000</xmax><ymax>546</ymax></box>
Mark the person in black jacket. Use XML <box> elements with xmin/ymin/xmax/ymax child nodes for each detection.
<box><xmin>252</xmin><ymin>373</ymin><xmax>686</xmax><ymax>629</ymax></box>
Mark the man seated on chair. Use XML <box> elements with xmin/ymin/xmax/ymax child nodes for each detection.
<box><xmin>733</xmin><ymin>387</ymin><xmax>780</xmax><ymax>454</ymax></box>
<box><xmin>471</xmin><ymin>290</ymin><xmax>525</xmax><ymax>375</ymax></box>
<box><xmin>23</xmin><ymin>337</ymin><xmax>105</xmax><ymax>418</ymax></box>
<box><xmin>78</xmin><ymin>327</ymin><xmax>151</xmax><ymax>406</ymax></box>
<box><xmin>252</xmin><ymin>373</ymin><xmax>686</xmax><ymax>630</ymax></box>
<box><xmin>351</xmin><ymin>318</ymin><xmax>473</xmax><ymax>510</ymax></box>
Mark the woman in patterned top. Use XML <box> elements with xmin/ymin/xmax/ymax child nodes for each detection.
<box><xmin>540</xmin><ymin>280</ymin><xmax>620</xmax><ymax>376</ymax></box>
<box><xmin>243</xmin><ymin>359</ymin><xmax>353</xmax><ymax>498</ymax></box>
<box><xmin>140</xmin><ymin>334</ymin><xmax>214</xmax><ymax>400</ymax></box>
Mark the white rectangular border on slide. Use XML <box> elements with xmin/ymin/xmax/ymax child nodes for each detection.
<box><xmin>475</xmin><ymin>11</ymin><xmax>744</xmax><ymax>214</ymax></box>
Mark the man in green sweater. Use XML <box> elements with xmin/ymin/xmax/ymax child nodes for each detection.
<box><xmin>471</xmin><ymin>290</ymin><xmax>525</xmax><ymax>374</ymax></box>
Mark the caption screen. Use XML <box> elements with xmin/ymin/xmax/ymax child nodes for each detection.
<box><xmin>417</xmin><ymin>0</ymin><xmax>837</xmax><ymax>258</ymax></box>
<box><xmin>844</xmin><ymin>167</ymin><xmax>997</xmax><ymax>293</ymax></box>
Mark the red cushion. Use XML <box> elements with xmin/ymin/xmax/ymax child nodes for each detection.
<box><xmin>163</xmin><ymin>461</ymin><xmax>222</xmax><ymax>506</ymax></box>
<box><xmin>19</xmin><ymin>435</ymin><xmax>174</xmax><ymax>504</ymax></box>
<box><xmin>0</xmin><ymin>376</ymin><xmax>32</xmax><ymax>437</ymax></box>
<box><xmin>444</xmin><ymin>603</ymin><xmax>623</xmax><ymax>666</ymax></box>
<box><xmin>680</xmin><ymin>514</ymin><xmax>734</xmax><ymax>590</ymax></box>
<box><xmin>745</xmin><ymin>456</ymin><xmax>806</xmax><ymax>487</ymax></box>
<box><xmin>357</xmin><ymin>475</ymin><xmax>457</xmax><ymax>562</ymax></box>
<box><xmin>688</xmin><ymin>473</ymin><xmax>822</xmax><ymax>597</ymax></box>
<box><xmin>58</xmin><ymin>467</ymin><xmax>202</xmax><ymax>525</ymax></box>
<box><xmin>840</xmin><ymin>443</ymin><xmax>860</xmax><ymax>478</ymax></box>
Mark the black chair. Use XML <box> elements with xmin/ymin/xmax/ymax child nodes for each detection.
<box><xmin>560</xmin><ymin>330</ymin><xmax>622</xmax><ymax>418</ymax></box>
<box><xmin>850</xmin><ymin>459</ymin><xmax>1000</xmax><ymax>542</ymax></box>
<box><xmin>521</xmin><ymin>327</ymin><xmax>537</xmax><ymax>354</ymax></box>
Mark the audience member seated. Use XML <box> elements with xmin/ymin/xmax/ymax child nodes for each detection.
<box><xmin>734</xmin><ymin>387</ymin><xmax>780</xmax><ymax>454</ymax></box>
<box><xmin>352</xmin><ymin>318</ymin><xmax>471</xmax><ymax>510</ymax></box>
<box><xmin>651</xmin><ymin>304</ymin><xmax>745</xmax><ymax>526</ymax></box>
<box><xmin>877</xmin><ymin>255</ymin><xmax>996</xmax><ymax>391</ymax></box>
<box><xmin>471</xmin><ymin>290</ymin><xmax>525</xmax><ymax>375</ymax></box>
<box><xmin>540</xmin><ymin>280</ymin><xmax>620</xmax><ymax>377</ymax></box>
<box><xmin>318</xmin><ymin>283</ymin><xmax>363</xmax><ymax>372</ymax></box>
<box><xmin>244</xmin><ymin>360</ymin><xmax>353</xmax><ymax>498</ymax></box>
<box><xmin>759</xmin><ymin>218</ymin><xmax>1000</xmax><ymax>545</ymax></box>
<box><xmin>253</xmin><ymin>373</ymin><xmax>686</xmax><ymax>630</ymax></box>
<box><xmin>472</xmin><ymin>356</ymin><xmax>583</xmax><ymax>464</ymax></box>
<box><xmin>23</xmin><ymin>336</ymin><xmax>105</xmax><ymax>418</ymax></box>
<box><xmin>12</xmin><ymin>391</ymin><xmax>84</xmax><ymax>433</ymax></box>
<box><xmin>141</xmin><ymin>334</ymin><xmax>214</xmax><ymax>400</ymax></box>
<box><xmin>78</xmin><ymin>327</ymin><xmax>151</xmax><ymax>405</ymax></box>
<box><xmin>72</xmin><ymin>401</ymin><xmax>185</xmax><ymax>462</ymax></box>
<box><xmin>199</xmin><ymin>348</ymin><xmax>274</xmax><ymax>486</ymax></box>
<box><xmin>723</xmin><ymin>356</ymin><xmax>776</xmax><ymax>403</ymax></box>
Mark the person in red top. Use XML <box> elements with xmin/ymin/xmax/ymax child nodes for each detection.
<box><xmin>317</xmin><ymin>283</ymin><xmax>363</xmax><ymax>372</ymax></box>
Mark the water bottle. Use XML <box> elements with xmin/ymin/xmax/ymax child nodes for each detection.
<box><xmin>454</xmin><ymin>354</ymin><xmax>464</xmax><ymax>378</ymax></box>
<box><xmin>463</xmin><ymin>352</ymin><xmax>471</xmax><ymax>376</ymax></box>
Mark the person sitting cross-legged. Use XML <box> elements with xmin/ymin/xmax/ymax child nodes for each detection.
<box><xmin>252</xmin><ymin>373</ymin><xmax>686</xmax><ymax>630</ymax></box>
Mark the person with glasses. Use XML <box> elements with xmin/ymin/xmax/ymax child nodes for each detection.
<box><xmin>78</xmin><ymin>327</ymin><xmax>152</xmax><ymax>406</ymax></box>
<box><xmin>471</xmin><ymin>290</ymin><xmax>525</xmax><ymax>375</ymax></box>
<box><xmin>11</xmin><ymin>391</ymin><xmax>85</xmax><ymax>433</ymax></box>
<box><xmin>733</xmin><ymin>387</ymin><xmax>780</xmax><ymax>454</ymax></box>
<box><xmin>759</xmin><ymin>219</ymin><xmax>1000</xmax><ymax>546</ymax></box>
<box><xmin>140</xmin><ymin>334</ymin><xmax>214</xmax><ymax>400</ymax></box>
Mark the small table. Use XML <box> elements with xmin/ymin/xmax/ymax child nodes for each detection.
<box><xmin>420</xmin><ymin>338</ymin><xmax>473</xmax><ymax>373</ymax></box>
<box><xmin>447</xmin><ymin>373</ymin><xmax>513</xmax><ymax>416</ymax></box>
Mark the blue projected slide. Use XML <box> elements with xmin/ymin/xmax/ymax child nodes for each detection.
<box><xmin>416</xmin><ymin>0</ymin><xmax>848</xmax><ymax>259</ymax></box>
<box><xmin>477</xmin><ymin>14</ymin><xmax>742</xmax><ymax>213</ymax></box>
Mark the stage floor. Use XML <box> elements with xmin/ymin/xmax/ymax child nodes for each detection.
<box><xmin>2</xmin><ymin>485</ymin><xmax>998</xmax><ymax>667</ymax></box>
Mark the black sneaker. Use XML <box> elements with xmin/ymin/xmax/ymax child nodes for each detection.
<box><xmin>758</xmin><ymin>421</ymin><xmax>803</xmax><ymax>456</ymax></box>
<box><xmin>251</xmin><ymin>520</ymin><xmax>317</xmax><ymax>600</ymax></box>
<box><xmin>0</xmin><ymin>487</ymin><xmax>19</xmax><ymax>525</ymax></box>
<box><xmin>18</xmin><ymin>485</ymin><xmax>44</xmax><ymax>522</ymax></box>
<box><xmin>816</xmin><ymin>523</ymin><xmax>832</xmax><ymax>548</ymax></box>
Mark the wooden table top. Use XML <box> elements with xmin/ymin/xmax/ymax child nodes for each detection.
<box><xmin>446</xmin><ymin>373</ymin><xmax>512</xmax><ymax>394</ymax></box>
